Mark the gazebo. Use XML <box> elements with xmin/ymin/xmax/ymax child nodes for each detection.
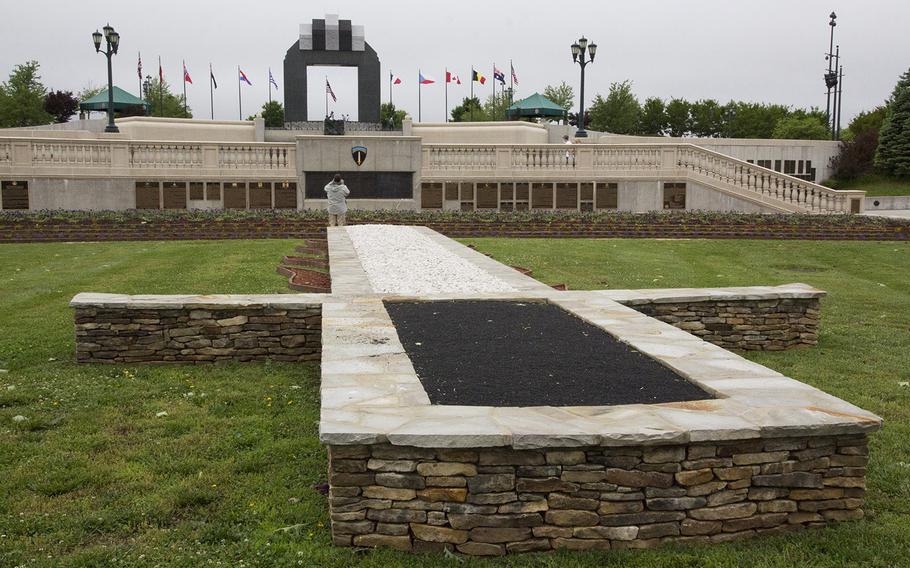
<box><xmin>505</xmin><ymin>92</ymin><xmax>567</xmax><ymax>122</ymax></box>
<box><xmin>79</xmin><ymin>86</ymin><xmax>149</xmax><ymax>116</ymax></box>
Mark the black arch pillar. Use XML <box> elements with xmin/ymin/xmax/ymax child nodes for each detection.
<box><xmin>283</xmin><ymin>16</ymin><xmax>381</xmax><ymax>123</ymax></box>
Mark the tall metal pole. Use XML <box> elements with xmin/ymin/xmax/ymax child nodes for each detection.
<box><xmin>445</xmin><ymin>68</ymin><xmax>448</xmax><ymax>123</ymax></box>
<box><xmin>825</xmin><ymin>12</ymin><xmax>837</xmax><ymax>137</ymax></box>
<box><xmin>836</xmin><ymin>65</ymin><xmax>844</xmax><ymax>140</ymax></box>
<box><xmin>105</xmin><ymin>49</ymin><xmax>116</xmax><ymax>132</ymax></box>
<box><xmin>159</xmin><ymin>56</ymin><xmax>163</xmax><ymax>118</ymax></box>
<box><xmin>238</xmin><ymin>66</ymin><xmax>242</xmax><ymax>120</ymax></box>
<box><xmin>831</xmin><ymin>45</ymin><xmax>840</xmax><ymax>140</ymax></box>
<box><xmin>418</xmin><ymin>71</ymin><xmax>422</xmax><ymax>123</ymax></box>
<box><xmin>470</xmin><ymin>71</ymin><xmax>474</xmax><ymax>121</ymax></box>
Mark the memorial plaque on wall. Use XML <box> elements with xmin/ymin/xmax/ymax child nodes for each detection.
<box><xmin>1</xmin><ymin>180</ymin><xmax>29</xmax><ymax>210</ymax></box>
<box><xmin>135</xmin><ymin>181</ymin><xmax>160</xmax><ymax>209</ymax></box>
<box><xmin>304</xmin><ymin>172</ymin><xmax>413</xmax><ymax>199</ymax></box>
<box><xmin>163</xmin><ymin>182</ymin><xmax>187</xmax><ymax>209</ymax></box>
<box><xmin>274</xmin><ymin>182</ymin><xmax>298</xmax><ymax>209</ymax></box>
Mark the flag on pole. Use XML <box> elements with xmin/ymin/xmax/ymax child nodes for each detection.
<box><xmin>472</xmin><ymin>69</ymin><xmax>486</xmax><ymax>84</ymax></box>
<box><xmin>239</xmin><ymin>68</ymin><xmax>252</xmax><ymax>86</ymax></box>
<box><xmin>326</xmin><ymin>79</ymin><xmax>337</xmax><ymax>102</ymax></box>
<box><xmin>210</xmin><ymin>64</ymin><xmax>217</xmax><ymax>88</ymax></box>
<box><xmin>159</xmin><ymin>58</ymin><xmax>164</xmax><ymax>82</ymax></box>
<box><xmin>419</xmin><ymin>72</ymin><xmax>435</xmax><ymax>85</ymax></box>
<box><xmin>183</xmin><ymin>62</ymin><xmax>193</xmax><ymax>84</ymax></box>
<box><xmin>445</xmin><ymin>71</ymin><xmax>461</xmax><ymax>85</ymax></box>
<box><xmin>269</xmin><ymin>69</ymin><xmax>278</xmax><ymax>89</ymax></box>
<box><xmin>138</xmin><ymin>53</ymin><xmax>143</xmax><ymax>79</ymax></box>
<box><xmin>391</xmin><ymin>73</ymin><xmax>402</xmax><ymax>85</ymax></box>
<box><xmin>511</xmin><ymin>63</ymin><xmax>519</xmax><ymax>85</ymax></box>
<box><xmin>493</xmin><ymin>66</ymin><xmax>505</xmax><ymax>84</ymax></box>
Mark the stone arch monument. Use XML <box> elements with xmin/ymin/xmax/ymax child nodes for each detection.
<box><xmin>283</xmin><ymin>14</ymin><xmax>381</xmax><ymax>124</ymax></box>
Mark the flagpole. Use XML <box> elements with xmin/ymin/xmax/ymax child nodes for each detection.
<box><xmin>444</xmin><ymin>68</ymin><xmax>448</xmax><ymax>123</ymax></box>
<box><xmin>182</xmin><ymin>60</ymin><xmax>187</xmax><ymax>119</ymax></box>
<box><xmin>268</xmin><ymin>68</ymin><xmax>272</xmax><ymax>104</ymax></box>
<box><xmin>470</xmin><ymin>68</ymin><xmax>474</xmax><ymax>122</ymax></box>
<box><xmin>325</xmin><ymin>75</ymin><xmax>328</xmax><ymax>118</ymax></box>
<box><xmin>138</xmin><ymin>52</ymin><xmax>142</xmax><ymax>98</ymax></box>
<box><xmin>209</xmin><ymin>63</ymin><xmax>214</xmax><ymax>120</ymax></box>
<box><xmin>158</xmin><ymin>56</ymin><xmax>163</xmax><ymax>118</ymax></box>
<box><xmin>509</xmin><ymin>59</ymin><xmax>514</xmax><ymax>117</ymax></box>
<box><xmin>389</xmin><ymin>71</ymin><xmax>393</xmax><ymax>107</ymax></box>
<box><xmin>237</xmin><ymin>66</ymin><xmax>242</xmax><ymax>120</ymax></box>
<box><xmin>418</xmin><ymin>70</ymin><xmax>421</xmax><ymax>123</ymax></box>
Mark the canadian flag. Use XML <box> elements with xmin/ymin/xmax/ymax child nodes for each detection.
<box><xmin>391</xmin><ymin>73</ymin><xmax>402</xmax><ymax>85</ymax></box>
<box><xmin>183</xmin><ymin>62</ymin><xmax>192</xmax><ymax>84</ymax></box>
<box><xmin>446</xmin><ymin>71</ymin><xmax>461</xmax><ymax>85</ymax></box>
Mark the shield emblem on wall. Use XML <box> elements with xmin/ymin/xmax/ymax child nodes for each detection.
<box><xmin>351</xmin><ymin>146</ymin><xmax>368</xmax><ymax>166</ymax></box>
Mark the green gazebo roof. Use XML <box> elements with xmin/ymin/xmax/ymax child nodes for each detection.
<box><xmin>80</xmin><ymin>86</ymin><xmax>149</xmax><ymax>111</ymax></box>
<box><xmin>506</xmin><ymin>92</ymin><xmax>567</xmax><ymax>119</ymax></box>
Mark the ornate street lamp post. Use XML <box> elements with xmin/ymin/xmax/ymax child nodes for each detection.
<box><xmin>571</xmin><ymin>36</ymin><xmax>597</xmax><ymax>138</ymax></box>
<box><xmin>93</xmin><ymin>24</ymin><xmax>120</xmax><ymax>133</ymax></box>
<box><xmin>824</xmin><ymin>12</ymin><xmax>838</xmax><ymax>139</ymax></box>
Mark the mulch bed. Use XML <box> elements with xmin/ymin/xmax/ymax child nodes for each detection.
<box><xmin>276</xmin><ymin>266</ymin><xmax>331</xmax><ymax>293</ymax></box>
<box><xmin>384</xmin><ymin>300</ymin><xmax>712</xmax><ymax>407</ymax></box>
<box><xmin>282</xmin><ymin>256</ymin><xmax>329</xmax><ymax>269</ymax></box>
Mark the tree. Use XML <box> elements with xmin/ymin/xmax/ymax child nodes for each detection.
<box><xmin>844</xmin><ymin>106</ymin><xmax>887</xmax><ymax>141</ymax></box>
<box><xmin>588</xmin><ymin>80</ymin><xmax>641</xmax><ymax>134</ymax></box>
<box><xmin>689</xmin><ymin>99</ymin><xmax>723</xmax><ymax>137</ymax></box>
<box><xmin>258</xmin><ymin>101</ymin><xmax>284</xmax><ymax>127</ymax></box>
<box><xmin>380</xmin><ymin>102</ymin><xmax>408</xmax><ymax>129</ymax></box>
<box><xmin>543</xmin><ymin>82</ymin><xmax>574</xmax><ymax>112</ymax></box>
<box><xmin>831</xmin><ymin>128</ymin><xmax>880</xmax><ymax>180</ymax></box>
<box><xmin>771</xmin><ymin>115</ymin><xmax>828</xmax><ymax>140</ymax></box>
<box><xmin>875</xmin><ymin>68</ymin><xmax>910</xmax><ymax>177</ymax></box>
<box><xmin>639</xmin><ymin>97</ymin><xmax>666</xmax><ymax>136</ymax></box>
<box><xmin>665</xmin><ymin>98</ymin><xmax>691</xmax><ymax>137</ymax></box>
<box><xmin>482</xmin><ymin>91</ymin><xmax>512</xmax><ymax>122</ymax></box>
<box><xmin>144</xmin><ymin>77</ymin><xmax>192</xmax><ymax>118</ymax></box>
<box><xmin>450</xmin><ymin>96</ymin><xmax>486</xmax><ymax>122</ymax></box>
<box><xmin>0</xmin><ymin>60</ymin><xmax>53</xmax><ymax>128</ymax></box>
<box><xmin>44</xmin><ymin>90</ymin><xmax>79</xmax><ymax>123</ymax></box>
<box><xmin>722</xmin><ymin>102</ymin><xmax>788</xmax><ymax>139</ymax></box>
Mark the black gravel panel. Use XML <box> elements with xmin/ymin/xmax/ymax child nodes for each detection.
<box><xmin>384</xmin><ymin>300</ymin><xmax>713</xmax><ymax>407</ymax></box>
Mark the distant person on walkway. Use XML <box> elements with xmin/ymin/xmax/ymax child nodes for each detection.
<box><xmin>563</xmin><ymin>134</ymin><xmax>575</xmax><ymax>166</ymax></box>
<box><xmin>324</xmin><ymin>174</ymin><xmax>350</xmax><ymax>227</ymax></box>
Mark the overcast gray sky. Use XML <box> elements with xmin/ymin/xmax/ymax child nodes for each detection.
<box><xmin>1</xmin><ymin>0</ymin><xmax>908</xmax><ymax>124</ymax></box>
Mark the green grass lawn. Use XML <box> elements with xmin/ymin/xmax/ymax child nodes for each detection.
<box><xmin>2</xmin><ymin>238</ymin><xmax>910</xmax><ymax>567</ymax></box>
<box><xmin>827</xmin><ymin>173</ymin><xmax>910</xmax><ymax>196</ymax></box>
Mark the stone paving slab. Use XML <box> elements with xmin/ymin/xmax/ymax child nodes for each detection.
<box><xmin>319</xmin><ymin>289</ymin><xmax>880</xmax><ymax>449</ymax></box>
<box><xmin>70</xmin><ymin>292</ymin><xmax>328</xmax><ymax>309</ymax></box>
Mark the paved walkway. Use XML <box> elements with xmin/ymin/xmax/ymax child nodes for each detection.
<box><xmin>864</xmin><ymin>209</ymin><xmax>910</xmax><ymax>219</ymax></box>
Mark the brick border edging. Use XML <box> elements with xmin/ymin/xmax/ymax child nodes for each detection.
<box><xmin>2</xmin><ymin>219</ymin><xmax>908</xmax><ymax>242</ymax></box>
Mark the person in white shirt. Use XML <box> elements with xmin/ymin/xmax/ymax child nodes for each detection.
<box><xmin>563</xmin><ymin>134</ymin><xmax>575</xmax><ymax>166</ymax></box>
<box><xmin>324</xmin><ymin>174</ymin><xmax>350</xmax><ymax>227</ymax></box>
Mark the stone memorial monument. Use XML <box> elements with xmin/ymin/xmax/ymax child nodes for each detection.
<box><xmin>284</xmin><ymin>14</ymin><xmax>381</xmax><ymax>123</ymax></box>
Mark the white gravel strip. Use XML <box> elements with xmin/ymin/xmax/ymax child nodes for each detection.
<box><xmin>346</xmin><ymin>225</ymin><xmax>517</xmax><ymax>294</ymax></box>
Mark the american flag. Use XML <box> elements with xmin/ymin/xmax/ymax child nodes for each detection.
<box><xmin>511</xmin><ymin>63</ymin><xmax>519</xmax><ymax>85</ymax></box>
<box><xmin>326</xmin><ymin>79</ymin><xmax>337</xmax><ymax>102</ymax></box>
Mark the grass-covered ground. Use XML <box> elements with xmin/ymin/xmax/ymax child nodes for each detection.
<box><xmin>2</xmin><ymin>238</ymin><xmax>909</xmax><ymax>567</ymax></box>
<box><xmin>827</xmin><ymin>173</ymin><xmax>910</xmax><ymax>196</ymax></box>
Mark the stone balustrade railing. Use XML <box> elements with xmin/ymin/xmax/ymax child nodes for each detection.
<box><xmin>675</xmin><ymin>146</ymin><xmax>861</xmax><ymax>214</ymax></box>
<box><xmin>0</xmin><ymin>141</ymin><xmax>11</xmax><ymax>164</ymax></box>
<box><xmin>32</xmin><ymin>141</ymin><xmax>112</xmax><ymax>166</ymax></box>
<box><xmin>1</xmin><ymin>135</ymin><xmax>862</xmax><ymax>213</ymax></box>
<box><xmin>218</xmin><ymin>144</ymin><xmax>292</xmax><ymax>170</ymax></box>
<box><xmin>422</xmin><ymin>143</ymin><xmax>862</xmax><ymax>214</ymax></box>
<box><xmin>129</xmin><ymin>143</ymin><xmax>203</xmax><ymax>168</ymax></box>
<box><xmin>0</xmin><ymin>136</ymin><xmax>296</xmax><ymax>179</ymax></box>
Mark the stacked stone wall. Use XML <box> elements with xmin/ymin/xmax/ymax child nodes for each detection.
<box><xmin>74</xmin><ymin>305</ymin><xmax>321</xmax><ymax>363</ymax></box>
<box><xmin>328</xmin><ymin>435</ymin><xmax>868</xmax><ymax>555</ymax></box>
<box><xmin>628</xmin><ymin>298</ymin><xmax>820</xmax><ymax>350</ymax></box>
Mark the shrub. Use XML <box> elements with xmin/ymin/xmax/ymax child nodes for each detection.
<box><xmin>831</xmin><ymin>128</ymin><xmax>880</xmax><ymax>179</ymax></box>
